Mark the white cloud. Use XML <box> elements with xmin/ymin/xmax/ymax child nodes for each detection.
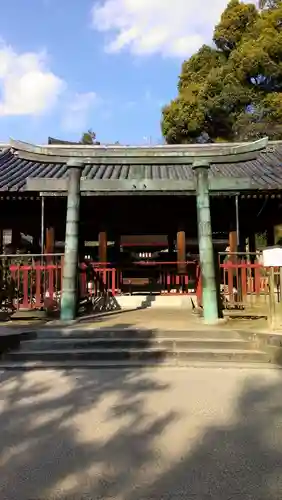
<box><xmin>0</xmin><ymin>42</ymin><xmax>64</xmax><ymax>116</ymax></box>
<box><xmin>61</xmin><ymin>92</ymin><xmax>98</xmax><ymax>132</ymax></box>
<box><xmin>91</xmin><ymin>0</ymin><xmax>232</xmax><ymax>57</ymax></box>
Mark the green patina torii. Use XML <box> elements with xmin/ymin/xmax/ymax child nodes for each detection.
<box><xmin>60</xmin><ymin>159</ymin><xmax>84</xmax><ymax>321</ymax></box>
<box><xmin>57</xmin><ymin>138</ymin><xmax>268</xmax><ymax>323</ymax></box>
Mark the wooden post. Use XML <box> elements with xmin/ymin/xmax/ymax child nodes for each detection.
<box><xmin>99</xmin><ymin>231</ymin><xmax>107</xmax><ymax>265</ymax></box>
<box><xmin>228</xmin><ymin>229</ymin><xmax>238</xmax><ymax>302</ymax></box>
<box><xmin>45</xmin><ymin>227</ymin><xmax>54</xmax><ymax>269</ymax></box>
<box><xmin>45</xmin><ymin>227</ymin><xmax>54</xmax><ymax>254</ymax></box>
<box><xmin>268</xmin><ymin>267</ymin><xmax>276</xmax><ymax>330</ymax></box>
<box><xmin>229</xmin><ymin>230</ymin><xmax>237</xmax><ymax>258</ymax></box>
<box><xmin>41</xmin><ymin>196</ymin><xmax>45</xmax><ymax>255</ymax></box>
<box><xmin>248</xmin><ymin>232</ymin><xmax>256</xmax><ymax>286</ymax></box>
<box><xmin>177</xmin><ymin>229</ymin><xmax>186</xmax><ymax>274</ymax></box>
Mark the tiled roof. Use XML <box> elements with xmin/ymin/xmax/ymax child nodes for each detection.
<box><xmin>0</xmin><ymin>142</ymin><xmax>282</xmax><ymax>191</ymax></box>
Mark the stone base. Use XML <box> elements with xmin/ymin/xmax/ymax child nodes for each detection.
<box><xmin>114</xmin><ymin>294</ymin><xmax>197</xmax><ymax>311</ymax></box>
<box><xmin>11</xmin><ymin>310</ymin><xmax>47</xmax><ymax>320</ymax></box>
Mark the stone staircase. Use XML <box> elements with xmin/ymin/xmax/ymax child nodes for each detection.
<box><xmin>0</xmin><ymin>326</ymin><xmax>272</xmax><ymax>369</ymax></box>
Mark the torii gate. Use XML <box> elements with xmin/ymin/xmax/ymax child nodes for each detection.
<box><xmin>56</xmin><ymin>138</ymin><xmax>268</xmax><ymax>324</ymax></box>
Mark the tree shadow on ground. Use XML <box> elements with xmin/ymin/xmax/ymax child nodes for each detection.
<box><xmin>125</xmin><ymin>375</ymin><xmax>282</xmax><ymax>500</ymax></box>
<box><xmin>0</xmin><ymin>364</ymin><xmax>176</xmax><ymax>500</ymax></box>
<box><xmin>0</xmin><ymin>366</ymin><xmax>282</xmax><ymax>499</ymax></box>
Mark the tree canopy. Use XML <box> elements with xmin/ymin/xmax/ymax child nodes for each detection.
<box><xmin>161</xmin><ymin>0</ymin><xmax>282</xmax><ymax>143</ymax></box>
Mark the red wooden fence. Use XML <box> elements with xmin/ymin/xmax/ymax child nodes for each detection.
<box><xmin>0</xmin><ymin>253</ymin><xmax>275</xmax><ymax>311</ymax></box>
<box><xmin>195</xmin><ymin>254</ymin><xmax>274</xmax><ymax>310</ymax></box>
<box><xmin>0</xmin><ymin>256</ymin><xmax>199</xmax><ymax>310</ymax></box>
<box><xmin>218</xmin><ymin>252</ymin><xmax>271</xmax><ymax>308</ymax></box>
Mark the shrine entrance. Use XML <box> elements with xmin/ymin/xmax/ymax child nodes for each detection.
<box><xmin>0</xmin><ymin>137</ymin><xmax>270</xmax><ymax>324</ymax></box>
<box><xmin>117</xmin><ymin>234</ymin><xmax>197</xmax><ymax>295</ymax></box>
<box><xmin>82</xmin><ymin>233</ymin><xmax>199</xmax><ymax>296</ymax></box>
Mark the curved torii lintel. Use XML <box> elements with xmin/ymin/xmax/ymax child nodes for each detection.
<box><xmin>9</xmin><ymin>137</ymin><xmax>269</xmax><ymax>165</ymax></box>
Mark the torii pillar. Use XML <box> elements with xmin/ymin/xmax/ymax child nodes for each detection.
<box><xmin>193</xmin><ymin>160</ymin><xmax>218</xmax><ymax>324</ymax></box>
<box><xmin>192</xmin><ymin>138</ymin><xmax>268</xmax><ymax>325</ymax></box>
<box><xmin>60</xmin><ymin>159</ymin><xmax>84</xmax><ymax>321</ymax></box>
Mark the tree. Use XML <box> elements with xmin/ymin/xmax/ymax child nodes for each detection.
<box><xmin>161</xmin><ymin>0</ymin><xmax>282</xmax><ymax>143</ymax></box>
<box><xmin>80</xmin><ymin>129</ymin><xmax>100</xmax><ymax>145</ymax></box>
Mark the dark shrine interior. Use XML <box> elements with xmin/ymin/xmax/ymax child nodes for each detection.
<box><xmin>0</xmin><ymin>193</ymin><xmax>280</xmax><ymax>255</ymax></box>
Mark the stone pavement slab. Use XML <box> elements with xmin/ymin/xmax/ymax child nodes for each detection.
<box><xmin>1</xmin><ymin>366</ymin><xmax>282</xmax><ymax>499</ymax></box>
<box><xmin>0</xmin><ymin>308</ymin><xmax>270</xmax><ymax>334</ymax></box>
<box><xmin>72</xmin><ymin>308</ymin><xmax>269</xmax><ymax>332</ymax></box>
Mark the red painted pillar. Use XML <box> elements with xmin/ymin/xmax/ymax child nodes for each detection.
<box><xmin>229</xmin><ymin>230</ymin><xmax>237</xmax><ymax>258</ymax></box>
<box><xmin>99</xmin><ymin>231</ymin><xmax>107</xmax><ymax>265</ymax></box>
<box><xmin>177</xmin><ymin>229</ymin><xmax>186</xmax><ymax>274</ymax></box>
<box><xmin>45</xmin><ymin>227</ymin><xmax>55</xmax><ymax>302</ymax></box>
<box><xmin>45</xmin><ymin>227</ymin><xmax>54</xmax><ymax>255</ymax></box>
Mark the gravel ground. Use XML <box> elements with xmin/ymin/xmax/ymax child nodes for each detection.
<box><xmin>0</xmin><ymin>366</ymin><xmax>282</xmax><ymax>500</ymax></box>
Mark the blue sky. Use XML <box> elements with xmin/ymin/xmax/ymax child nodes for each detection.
<box><xmin>0</xmin><ymin>0</ymin><xmax>234</xmax><ymax>145</ymax></box>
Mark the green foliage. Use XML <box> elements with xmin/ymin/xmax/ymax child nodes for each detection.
<box><xmin>178</xmin><ymin>45</ymin><xmax>225</xmax><ymax>91</ymax></box>
<box><xmin>162</xmin><ymin>97</ymin><xmax>205</xmax><ymax>144</ymax></box>
<box><xmin>213</xmin><ymin>0</ymin><xmax>258</xmax><ymax>53</ymax></box>
<box><xmin>161</xmin><ymin>0</ymin><xmax>282</xmax><ymax>143</ymax></box>
<box><xmin>256</xmin><ymin>232</ymin><xmax>267</xmax><ymax>249</ymax></box>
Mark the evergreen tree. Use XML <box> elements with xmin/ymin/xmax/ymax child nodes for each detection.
<box><xmin>161</xmin><ymin>0</ymin><xmax>282</xmax><ymax>143</ymax></box>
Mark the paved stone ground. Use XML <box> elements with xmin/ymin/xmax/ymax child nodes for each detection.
<box><xmin>65</xmin><ymin>308</ymin><xmax>269</xmax><ymax>333</ymax></box>
<box><xmin>1</xmin><ymin>366</ymin><xmax>282</xmax><ymax>499</ymax></box>
<box><xmin>0</xmin><ymin>307</ymin><xmax>270</xmax><ymax>335</ymax></box>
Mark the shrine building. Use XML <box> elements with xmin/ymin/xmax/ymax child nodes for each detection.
<box><xmin>0</xmin><ymin>137</ymin><xmax>281</xmax><ymax>322</ymax></box>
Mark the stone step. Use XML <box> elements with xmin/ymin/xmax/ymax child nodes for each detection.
<box><xmin>20</xmin><ymin>337</ymin><xmax>255</xmax><ymax>351</ymax></box>
<box><xmin>2</xmin><ymin>347</ymin><xmax>270</xmax><ymax>364</ymax></box>
<box><xmin>29</xmin><ymin>327</ymin><xmax>245</xmax><ymax>340</ymax></box>
<box><xmin>0</xmin><ymin>355</ymin><xmax>273</xmax><ymax>372</ymax></box>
